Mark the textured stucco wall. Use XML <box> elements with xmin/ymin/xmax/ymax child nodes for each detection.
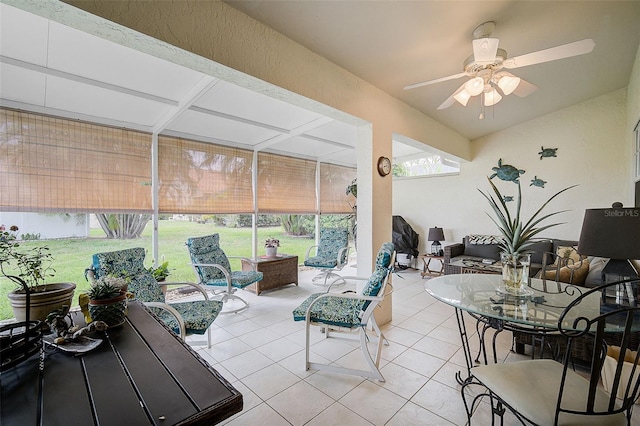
<box><xmin>394</xmin><ymin>89</ymin><xmax>629</xmax><ymax>253</ymax></box>
<box><xmin>628</xmin><ymin>43</ymin><xmax>640</xmax><ymax>199</ymax></box>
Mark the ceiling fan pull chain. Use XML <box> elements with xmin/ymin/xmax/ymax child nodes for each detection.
<box><xmin>479</xmin><ymin>93</ymin><xmax>485</xmax><ymax>120</ymax></box>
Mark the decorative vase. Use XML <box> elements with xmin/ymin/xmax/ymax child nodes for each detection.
<box><xmin>265</xmin><ymin>247</ymin><xmax>278</xmax><ymax>258</ymax></box>
<box><xmin>500</xmin><ymin>253</ymin><xmax>530</xmax><ymax>294</ymax></box>
<box><xmin>8</xmin><ymin>282</ymin><xmax>76</xmax><ymax>322</ymax></box>
<box><xmin>88</xmin><ymin>291</ymin><xmax>128</xmax><ymax>327</ymax></box>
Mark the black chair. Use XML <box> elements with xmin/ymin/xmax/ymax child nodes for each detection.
<box><xmin>462</xmin><ymin>277</ymin><xmax>640</xmax><ymax>425</ymax></box>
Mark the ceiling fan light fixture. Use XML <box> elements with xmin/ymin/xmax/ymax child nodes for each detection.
<box><xmin>498</xmin><ymin>74</ymin><xmax>521</xmax><ymax>95</ymax></box>
<box><xmin>465</xmin><ymin>77</ymin><xmax>484</xmax><ymax>96</ymax></box>
<box><xmin>484</xmin><ymin>89</ymin><xmax>502</xmax><ymax>106</ymax></box>
<box><xmin>472</xmin><ymin>37</ymin><xmax>500</xmax><ymax>63</ymax></box>
<box><xmin>453</xmin><ymin>89</ymin><xmax>471</xmax><ymax>106</ymax></box>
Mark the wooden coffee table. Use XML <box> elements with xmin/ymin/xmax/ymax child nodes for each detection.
<box><xmin>242</xmin><ymin>255</ymin><xmax>299</xmax><ymax>295</ymax></box>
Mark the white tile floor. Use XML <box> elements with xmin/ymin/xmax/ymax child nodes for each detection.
<box><xmin>184</xmin><ymin>266</ymin><xmax>640</xmax><ymax>425</ymax></box>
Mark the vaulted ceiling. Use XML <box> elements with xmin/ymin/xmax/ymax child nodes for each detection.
<box><xmin>228</xmin><ymin>1</ymin><xmax>640</xmax><ymax>140</ymax></box>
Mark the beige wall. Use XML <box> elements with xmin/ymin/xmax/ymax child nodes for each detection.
<box><xmin>393</xmin><ymin>88</ymin><xmax>631</xmax><ymax>253</ymax></box>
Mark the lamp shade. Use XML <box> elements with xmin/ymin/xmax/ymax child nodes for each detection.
<box><xmin>577</xmin><ymin>208</ymin><xmax>640</xmax><ymax>260</ymax></box>
<box><xmin>428</xmin><ymin>227</ymin><xmax>445</xmax><ymax>242</ymax></box>
<box><xmin>483</xmin><ymin>89</ymin><xmax>502</xmax><ymax>107</ymax></box>
<box><xmin>464</xmin><ymin>77</ymin><xmax>484</xmax><ymax>96</ymax></box>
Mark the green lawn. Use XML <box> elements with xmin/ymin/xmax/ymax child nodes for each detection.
<box><xmin>0</xmin><ymin>221</ymin><xmax>316</xmax><ymax>320</ymax></box>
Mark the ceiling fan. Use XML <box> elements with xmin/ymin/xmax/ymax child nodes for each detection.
<box><xmin>404</xmin><ymin>22</ymin><xmax>595</xmax><ymax>118</ymax></box>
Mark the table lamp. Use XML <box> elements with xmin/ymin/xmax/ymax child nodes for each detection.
<box><xmin>577</xmin><ymin>204</ymin><xmax>640</xmax><ymax>302</ymax></box>
<box><xmin>428</xmin><ymin>227</ymin><xmax>445</xmax><ymax>256</ymax></box>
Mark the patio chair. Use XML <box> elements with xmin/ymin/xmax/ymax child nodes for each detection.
<box><xmin>186</xmin><ymin>234</ymin><xmax>263</xmax><ymax>314</ymax></box>
<box><xmin>293</xmin><ymin>242</ymin><xmax>395</xmax><ymax>382</ymax></box>
<box><xmin>304</xmin><ymin>227</ymin><xmax>350</xmax><ymax>286</ymax></box>
<box><xmin>462</xmin><ymin>277</ymin><xmax>640</xmax><ymax>425</ymax></box>
<box><xmin>88</xmin><ymin>247</ymin><xmax>222</xmax><ymax>347</ymax></box>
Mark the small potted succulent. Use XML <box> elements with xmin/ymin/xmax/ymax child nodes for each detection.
<box><xmin>86</xmin><ymin>275</ymin><xmax>129</xmax><ymax>327</ymax></box>
<box><xmin>0</xmin><ymin>225</ymin><xmax>76</xmax><ymax>322</ymax></box>
<box><xmin>265</xmin><ymin>238</ymin><xmax>280</xmax><ymax>257</ymax></box>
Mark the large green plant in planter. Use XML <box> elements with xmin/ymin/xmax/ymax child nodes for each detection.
<box><xmin>478</xmin><ymin>178</ymin><xmax>576</xmax><ymax>292</ymax></box>
<box><xmin>0</xmin><ymin>226</ymin><xmax>76</xmax><ymax>322</ymax></box>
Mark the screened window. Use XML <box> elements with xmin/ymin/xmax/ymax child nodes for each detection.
<box><xmin>257</xmin><ymin>153</ymin><xmax>316</xmax><ymax>213</ymax></box>
<box><xmin>0</xmin><ymin>108</ymin><xmax>152</xmax><ymax>213</ymax></box>
<box><xmin>158</xmin><ymin>136</ymin><xmax>254</xmax><ymax>214</ymax></box>
<box><xmin>392</xmin><ymin>155</ymin><xmax>459</xmax><ymax>177</ymax></box>
<box><xmin>319</xmin><ymin>163</ymin><xmax>356</xmax><ymax>214</ymax></box>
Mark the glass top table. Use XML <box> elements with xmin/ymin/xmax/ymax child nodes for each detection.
<box><xmin>425</xmin><ymin>274</ymin><xmax>604</xmax><ymax>332</ymax></box>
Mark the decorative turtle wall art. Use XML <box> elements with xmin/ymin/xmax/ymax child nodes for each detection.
<box><xmin>490</xmin><ymin>159</ymin><xmax>525</xmax><ymax>184</ymax></box>
<box><xmin>530</xmin><ymin>176</ymin><xmax>547</xmax><ymax>188</ymax></box>
<box><xmin>538</xmin><ymin>146</ymin><xmax>558</xmax><ymax>159</ymax></box>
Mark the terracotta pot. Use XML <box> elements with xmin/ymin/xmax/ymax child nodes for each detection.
<box><xmin>88</xmin><ymin>291</ymin><xmax>128</xmax><ymax>327</ymax></box>
<box><xmin>8</xmin><ymin>282</ymin><xmax>76</xmax><ymax>322</ymax></box>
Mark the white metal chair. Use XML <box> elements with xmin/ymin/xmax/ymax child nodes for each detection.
<box><xmin>89</xmin><ymin>247</ymin><xmax>222</xmax><ymax>347</ymax></box>
<box><xmin>303</xmin><ymin>227</ymin><xmax>350</xmax><ymax>286</ymax></box>
<box><xmin>186</xmin><ymin>233</ymin><xmax>263</xmax><ymax>314</ymax></box>
<box><xmin>293</xmin><ymin>242</ymin><xmax>395</xmax><ymax>382</ymax></box>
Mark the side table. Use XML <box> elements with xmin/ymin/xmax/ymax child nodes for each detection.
<box><xmin>242</xmin><ymin>255</ymin><xmax>299</xmax><ymax>295</ymax></box>
<box><xmin>418</xmin><ymin>254</ymin><xmax>444</xmax><ymax>278</ymax></box>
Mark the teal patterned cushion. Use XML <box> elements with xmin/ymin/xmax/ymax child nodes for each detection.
<box><xmin>293</xmin><ymin>242</ymin><xmax>395</xmax><ymax>325</ymax></box>
<box><xmin>92</xmin><ymin>248</ymin><xmax>164</xmax><ymax>303</ymax></box>
<box><xmin>292</xmin><ymin>293</ymin><xmax>364</xmax><ymax>328</ymax></box>
<box><xmin>151</xmin><ymin>300</ymin><xmax>222</xmax><ymax>335</ymax></box>
<box><xmin>186</xmin><ymin>234</ymin><xmax>262</xmax><ymax>289</ymax></box>
<box><xmin>374</xmin><ymin>242</ymin><xmax>395</xmax><ymax>269</ymax></box>
<box><xmin>92</xmin><ymin>247</ymin><xmax>146</xmax><ymax>279</ymax></box>
<box><xmin>304</xmin><ymin>228</ymin><xmax>348</xmax><ymax>269</ymax></box>
<box><xmin>92</xmin><ymin>247</ymin><xmax>223</xmax><ymax>338</ymax></box>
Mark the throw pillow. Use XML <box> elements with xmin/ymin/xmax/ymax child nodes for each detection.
<box><xmin>544</xmin><ymin>258</ymin><xmax>590</xmax><ymax>285</ymax></box>
<box><xmin>585</xmin><ymin>257</ymin><xmax>607</xmax><ymax>287</ymax></box>
<box><xmin>554</xmin><ymin>245</ymin><xmax>582</xmax><ymax>265</ymax></box>
<box><xmin>467</xmin><ymin>235</ymin><xmax>503</xmax><ymax>245</ymax></box>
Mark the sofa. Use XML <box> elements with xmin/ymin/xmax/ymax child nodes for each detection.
<box><xmin>443</xmin><ymin>234</ymin><xmax>605</xmax><ymax>287</ymax></box>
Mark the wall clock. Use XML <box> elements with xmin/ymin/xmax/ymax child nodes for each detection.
<box><xmin>377</xmin><ymin>156</ymin><xmax>391</xmax><ymax>176</ymax></box>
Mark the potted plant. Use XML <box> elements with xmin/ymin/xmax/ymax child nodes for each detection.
<box><xmin>0</xmin><ymin>225</ymin><xmax>76</xmax><ymax>322</ymax></box>
<box><xmin>265</xmin><ymin>238</ymin><xmax>280</xmax><ymax>257</ymax></box>
<box><xmin>147</xmin><ymin>260</ymin><xmax>170</xmax><ymax>282</ymax></box>
<box><xmin>478</xmin><ymin>178</ymin><xmax>576</xmax><ymax>293</ymax></box>
<box><xmin>86</xmin><ymin>276</ymin><xmax>128</xmax><ymax>327</ymax></box>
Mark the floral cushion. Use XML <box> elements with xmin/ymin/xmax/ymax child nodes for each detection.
<box><xmin>292</xmin><ymin>293</ymin><xmax>365</xmax><ymax>328</ymax></box>
<box><xmin>304</xmin><ymin>228</ymin><xmax>349</xmax><ymax>269</ymax></box>
<box><xmin>91</xmin><ymin>247</ymin><xmax>222</xmax><ymax>337</ymax></box>
<box><xmin>92</xmin><ymin>247</ymin><xmax>147</xmax><ymax>278</ymax></box>
<box><xmin>186</xmin><ymin>234</ymin><xmax>262</xmax><ymax>289</ymax></box>
<box><xmin>293</xmin><ymin>242</ymin><xmax>395</xmax><ymax>326</ymax></box>
<box><xmin>150</xmin><ymin>300</ymin><xmax>222</xmax><ymax>335</ymax></box>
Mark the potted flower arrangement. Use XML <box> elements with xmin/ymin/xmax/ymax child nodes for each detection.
<box><xmin>265</xmin><ymin>238</ymin><xmax>280</xmax><ymax>257</ymax></box>
<box><xmin>85</xmin><ymin>275</ymin><xmax>129</xmax><ymax>327</ymax></box>
<box><xmin>479</xmin><ymin>178</ymin><xmax>576</xmax><ymax>293</ymax></box>
<box><xmin>0</xmin><ymin>225</ymin><xmax>76</xmax><ymax>322</ymax></box>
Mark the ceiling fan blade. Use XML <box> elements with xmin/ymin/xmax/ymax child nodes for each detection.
<box><xmin>404</xmin><ymin>72</ymin><xmax>467</xmax><ymax>90</ymax></box>
<box><xmin>437</xmin><ymin>82</ymin><xmax>467</xmax><ymax>110</ymax></box>
<box><xmin>503</xmin><ymin>38</ymin><xmax>595</xmax><ymax>69</ymax></box>
<box><xmin>512</xmin><ymin>78</ymin><xmax>538</xmax><ymax>97</ymax></box>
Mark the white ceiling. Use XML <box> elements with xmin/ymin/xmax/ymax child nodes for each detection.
<box><xmin>227</xmin><ymin>1</ymin><xmax>640</xmax><ymax>140</ymax></box>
